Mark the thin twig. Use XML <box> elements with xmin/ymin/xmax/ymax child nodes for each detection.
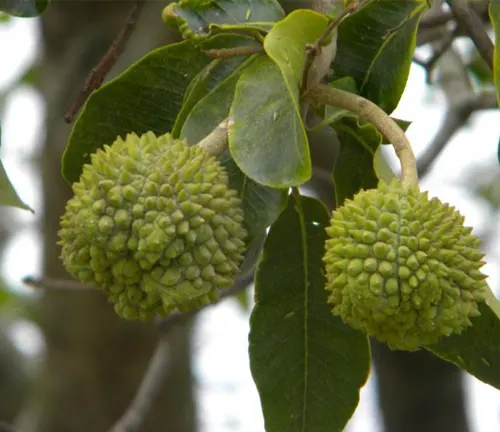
<box><xmin>156</xmin><ymin>269</ymin><xmax>254</xmax><ymax>332</ymax></box>
<box><xmin>302</xmin><ymin>0</ymin><xmax>370</xmax><ymax>92</ymax></box>
<box><xmin>418</xmin><ymin>9</ymin><xmax>453</xmax><ymax>29</ymax></box>
<box><xmin>198</xmin><ymin>117</ymin><xmax>234</xmax><ymax>157</ymax></box>
<box><xmin>109</xmin><ymin>271</ymin><xmax>254</xmax><ymax>432</ymax></box>
<box><xmin>417</xmin><ymin>91</ymin><xmax>498</xmax><ymax>177</ymax></box>
<box><xmin>64</xmin><ymin>0</ymin><xmax>145</xmax><ymax>123</ymax></box>
<box><xmin>22</xmin><ymin>275</ymin><xmax>93</xmax><ymax>291</ymax></box>
<box><xmin>446</xmin><ymin>0</ymin><xmax>494</xmax><ymax>70</ymax></box>
<box><xmin>413</xmin><ymin>28</ymin><xmax>458</xmax><ymax>83</ymax></box>
<box><xmin>109</xmin><ymin>335</ymin><xmax>171</xmax><ymax>432</ymax></box>
<box><xmin>304</xmin><ymin>85</ymin><xmax>418</xmax><ymax>187</ymax></box>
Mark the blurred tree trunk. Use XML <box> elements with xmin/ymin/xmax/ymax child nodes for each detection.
<box><xmin>371</xmin><ymin>341</ymin><xmax>468</xmax><ymax>432</ymax></box>
<box><xmin>18</xmin><ymin>2</ymin><xmax>196</xmax><ymax>431</ymax></box>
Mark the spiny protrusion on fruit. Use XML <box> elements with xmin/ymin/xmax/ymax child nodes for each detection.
<box><xmin>323</xmin><ymin>178</ymin><xmax>487</xmax><ymax>351</ymax></box>
<box><xmin>58</xmin><ymin>131</ymin><xmax>247</xmax><ymax>320</ymax></box>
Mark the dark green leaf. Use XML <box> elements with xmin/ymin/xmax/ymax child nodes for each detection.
<box><xmin>249</xmin><ymin>194</ymin><xmax>370</xmax><ymax>432</ymax></box>
<box><xmin>0</xmin><ymin>126</ymin><xmax>33</xmax><ymax>212</ymax></box>
<box><xmin>264</xmin><ymin>9</ymin><xmax>329</xmax><ymax>97</ymax></box>
<box><xmin>0</xmin><ymin>0</ymin><xmax>48</xmax><ymax>17</ymax></box>
<box><xmin>427</xmin><ymin>288</ymin><xmax>500</xmax><ymax>390</ymax></box>
<box><xmin>331</xmin><ymin>0</ymin><xmax>428</xmax><ymax>113</ymax></box>
<box><xmin>333</xmin><ymin>116</ymin><xmax>383</xmax><ymax>206</ymax></box>
<box><xmin>230</xmin><ymin>56</ymin><xmax>310</xmax><ymax>187</ymax></box>
<box><xmin>62</xmin><ymin>40</ymin><xmax>213</xmax><ymax>184</ymax></box>
<box><xmin>180</xmin><ymin>56</ymin><xmax>288</xmax><ymax>240</ymax></box>
<box><xmin>490</xmin><ymin>0</ymin><xmax>500</xmax><ymax>105</ymax></box>
<box><xmin>162</xmin><ymin>0</ymin><xmax>284</xmax><ymax>40</ymax></box>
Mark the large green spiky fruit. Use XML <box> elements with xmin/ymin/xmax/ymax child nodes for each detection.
<box><xmin>58</xmin><ymin>131</ymin><xmax>247</xmax><ymax>320</ymax></box>
<box><xmin>323</xmin><ymin>178</ymin><xmax>487</xmax><ymax>351</ymax></box>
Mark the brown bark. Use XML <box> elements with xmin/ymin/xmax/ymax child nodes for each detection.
<box><xmin>18</xmin><ymin>2</ymin><xmax>195</xmax><ymax>431</ymax></box>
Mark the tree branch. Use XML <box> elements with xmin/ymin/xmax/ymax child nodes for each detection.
<box><xmin>109</xmin><ymin>270</ymin><xmax>254</xmax><ymax>432</ymax></box>
<box><xmin>417</xmin><ymin>91</ymin><xmax>498</xmax><ymax>177</ymax></box>
<box><xmin>304</xmin><ymin>85</ymin><xmax>418</xmax><ymax>187</ymax></box>
<box><xmin>22</xmin><ymin>275</ymin><xmax>92</xmax><ymax>291</ymax></box>
<box><xmin>447</xmin><ymin>0</ymin><xmax>494</xmax><ymax>69</ymax></box>
<box><xmin>109</xmin><ymin>334</ymin><xmax>171</xmax><ymax>432</ymax></box>
<box><xmin>64</xmin><ymin>0</ymin><xmax>145</xmax><ymax>123</ymax></box>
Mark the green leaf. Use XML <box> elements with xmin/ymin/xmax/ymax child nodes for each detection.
<box><xmin>490</xmin><ymin>0</ymin><xmax>500</xmax><ymax>105</ymax></box>
<box><xmin>0</xmin><ymin>0</ymin><xmax>49</xmax><ymax>17</ymax></box>
<box><xmin>180</xmin><ymin>56</ymin><xmax>288</xmax><ymax>240</ymax></box>
<box><xmin>162</xmin><ymin>0</ymin><xmax>284</xmax><ymax>40</ymax></box>
<box><xmin>427</xmin><ymin>288</ymin><xmax>500</xmax><ymax>390</ymax></box>
<box><xmin>264</xmin><ymin>9</ymin><xmax>329</xmax><ymax>98</ymax></box>
<box><xmin>331</xmin><ymin>0</ymin><xmax>428</xmax><ymax>113</ymax></box>
<box><xmin>173</xmin><ymin>34</ymin><xmax>262</xmax><ymax>137</ymax></box>
<box><xmin>0</xmin><ymin>127</ymin><xmax>33</xmax><ymax>212</ymax></box>
<box><xmin>249</xmin><ymin>193</ymin><xmax>370</xmax><ymax>432</ymax></box>
<box><xmin>229</xmin><ymin>56</ymin><xmax>310</xmax><ymax>187</ymax></box>
<box><xmin>62</xmin><ymin>40</ymin><xmax>213</xmax><ymax>184</ymax></box>
<box><xmin>332</xmin><ymin>116</ymin><xmax>383</xmax><ymax>206</ymax></box>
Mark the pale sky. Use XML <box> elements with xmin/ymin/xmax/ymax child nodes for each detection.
<box><xmin>1</xmin><ymin>15</ymin><xmax>500</xmax><ymax>432</ymax></box>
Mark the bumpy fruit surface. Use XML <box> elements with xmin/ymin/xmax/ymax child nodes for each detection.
<box><xmin>58</xmin><ymin>132</ymin><xmax>247</xmax><ymax>320</ymax></box>
<box><xmin>323</xmin><ymin>178</ymin><xmax>487</xmax><ymax>351</ymax></box>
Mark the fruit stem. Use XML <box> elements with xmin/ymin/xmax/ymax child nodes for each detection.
<box><xmin>304</xmin><ymin>85</ymin><xmax>419</xmax><ymax>188</ymax></box>
<box><xmin>197</xmin><ymin>117</ymin><xmax>234</xmax><ymax>157</ymax></box>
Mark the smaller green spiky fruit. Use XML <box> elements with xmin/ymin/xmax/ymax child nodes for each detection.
<box><xmin>323</xmin><ymin>178</ymin><xmax>487</xmax><ymax>351</ymax></box>
<box><xmin>58</xmin><ymin>132</ymin><xmax>247</xmax><ymax>320</ymax></box>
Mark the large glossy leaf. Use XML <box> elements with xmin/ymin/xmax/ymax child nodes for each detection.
<box><xmin>0</xmin><ymin>0</ymin><xmax>48</xmax><ymax>17</ymax></box>
<box><xmin>427</xmin><ymin>287</ymin><xmax>500</xmax><ymax>390</ymax></box>
<box><xmin>331</xmin><ymin>0</ymin><xmax>428</xmax><ymax>113</ymax></box>
<box><xmin>180</xmin><ymin>56</ymin><xmax>287</xmax><ymax>240</ymax></box>
<box><xmin>490</xmin><ymin>0</ymin><xmax>500</xmax><ymax>105</ymax></box>
<box><xmin>332</xmin><ymin>116</ymin><xmax>383</xmax><ymax>206</ymax></box>
<box><xmin>62</xmin><ymin>40</ymin><xmax>214</xmax><ymax>184</ymax></box>
<box><xmin>229</xmin><ymin>56</ymin><xmax>310</xmax><ymax>187</ymax></box>
<box><xmin>0</xmin><ymin>126</ymin><xmax>33</xmax><ymax>212</ymax></box>
<box><xmin>249</xmin><ymin>193</ymin><xmax>370</xmax><ymax>432</ymax></box>
<box><xmin>162</xmin><ymin>0</ymin><xmax>284</xmax><ymax>40</ymax></box>
<box><xmin>264</xmin><ymin>9</ymin><xmax>329</xmax><ymax>98</ymax></box>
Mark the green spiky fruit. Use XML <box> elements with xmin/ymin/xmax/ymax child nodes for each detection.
<box><xmin>323</xmin><ymin>178</ymin><xmax>487</xmax><ymax>351</ymax></box>
<box><xmin>58</xmin><ymin>132</ymin><xmax>247</xmax><ymax>320</ymax></box>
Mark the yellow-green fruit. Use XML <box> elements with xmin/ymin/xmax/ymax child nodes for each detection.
<box><xmin>58</xmin><ymin>132</ymin><xmax>247</xmax><ymax>320</ymax></box>
<box><xmin>323</xmin><ymin>178</ymin><xmax>487</xmax><ymax>351</ymax></box>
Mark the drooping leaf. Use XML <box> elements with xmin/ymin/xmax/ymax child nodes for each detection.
<box><xmin>0</xmin><ymin>127</ymin><xmax>33</xmax><ymax>212</ymax></box>
<box><xmin>230</xmin><ymin>56</ymin><xmax>310</xmax><ymax>187</ymax></box>
<box><xmin>62</xmin><ymin>40</ymin><xmax>214</xmax><ymax>184</ymax></box>
<box><xmin>249</xmin><ymin>193</ymin><xmax>370</xmax><ymax>432</ymax></box>
<box><xmin>173</xmin><ymin>34</ymin><xmax>262</xmax><ymax>137</ymax></box>
<box><xmin>427</xmin><ymin>287</ymin><xmax>500</xmax><ymax>390</ymax></box>
<box><xmin>0</xmin><ymin>0</ymin><xmax>49</xmax><ymax>17</ymax></box>
<box><xmin>0</xmin><ymin>161</ymin><xmax>33</xmax><ymax>212</ymax></box>
<box><xmin>490</xmin><ymin>0</ymin><xmax>500</xmax><ymax>105</ymax></box>
<box><xmin>162</xmin><ymin>0</ymin><xmax>284</xmax><ymax>40</ymax></box>
<box><xmin>264</xmin><ymin>9</ymin><xmax>329</xmax><ymax>99</ymax></box>
<box><xmin>180</xmin><ymin>56</ymin><xmax>288</xmax><ymax>240</ymax></box>
<box><xmin>331</xmin><ymin>0</ymin><xmax>428</xmax><ymax>113</ymax></box>
<box><xmin>332</xmin><ymin>116</ymin><xmax>383</xmax><ymax>206</ymax></box>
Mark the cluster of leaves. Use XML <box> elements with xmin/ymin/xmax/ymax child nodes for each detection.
<box><xmin>2</xmin><ymin>0</ymin><xmax>500</xmax><ymax>430</ymax></box>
